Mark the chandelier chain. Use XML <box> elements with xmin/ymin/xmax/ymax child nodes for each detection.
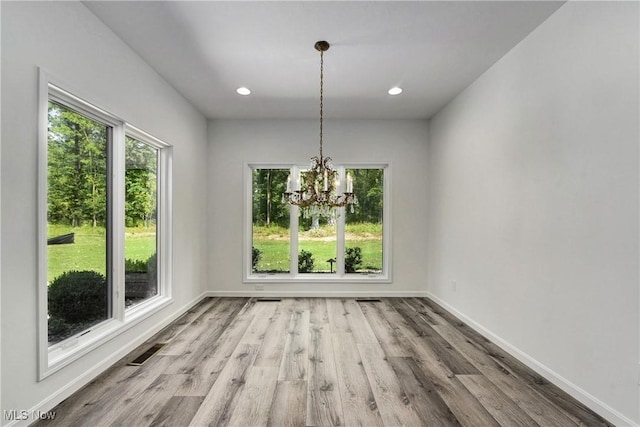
<box><xmin>319</xmin><ymin>49</ymin><xmax>324</xmax><ymax>162</ymax></box>
<box><xmin>282</xmin><ymin>40</ymin><xmax>358</xmax><ymax>218</ymax></box>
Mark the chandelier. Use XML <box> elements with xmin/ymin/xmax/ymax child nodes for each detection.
<box><xmin>282</xmin><ymin>40</ymin><xmax>358</xmax><ymax>219</ymax></box>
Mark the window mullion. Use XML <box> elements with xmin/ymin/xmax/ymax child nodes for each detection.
<box><xmin>290</xmin><ymin>166</ymin><xmax>299</xmax><ymax>276</ymax></box>
<box><xmin>336</xmin><ymin>208</ymin><xmax>346</xmax><ymax>276</ymax></box>
<box><xmin>158</xmin><ymin>147</ymin><xmax>173</xmax><ymax>299</ymax></box>
<box><xmin>111</xmin><ymin>124</ymin><xmax>126</xmax><ymax>321</ymax></box>
<box><xmin>336</xmin><ymin>167</ymin><xmax>346</xmax><ymax>276</ymax></box>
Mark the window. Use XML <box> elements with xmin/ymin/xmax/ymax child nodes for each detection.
<box><xmin>38</xmin><ymin>76</ymin><xmax>173</xmax><ymax>378</ymax></box>
<box><xmin>125</xmin><ymin>136</ymin><xmax>159</xmax><ymax>307</ymax></box>
<box><xmin>297</xmin><ymin>167</ymin><xmax>338</xmax><ymax>274</ymax></box>
<box><xmin>251</xmin><ymin>168</ymin><xmax>291</xmax><ymax>273</ymax></box>
<box><xmin>46</xmin><ymin>100</ymin><xmax>112</xmax><ymax>345</ymax></box>
<box><xmin>345</xmin><ymin>168</ymin><xmax>384</xmax><ymax>274</ymax></box>
<box><xmin>245</xmin><ymin>164</ymin><xmax>390</xmax><ymax>282</ymax></box>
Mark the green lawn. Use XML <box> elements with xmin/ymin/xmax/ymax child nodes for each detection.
<box><xmin>253</xmin><ymin>240</ymin><xmax>292</xmax><ymax>272</ymax></box>
<box><xmin>47</xmin><ymin>224</ymin><xmax>156</xmax><ymax>283</ymax></box>
<box><xmin>48</xmin><ymin>222</ymin><xmax>382</xmax><ymax>281</ymax></box>
<box><xmin>253</xmin><ymin>223</ymin><xmax>383</xmax><ymax>273</ymax></box>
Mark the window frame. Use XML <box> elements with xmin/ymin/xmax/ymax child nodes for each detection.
<box><xmin>123</xmin><ymin>126</ymin><xmax>173</xmax><ymax>320</ymax></box>
<box><xmin>244</xmin><ymin>162</ymin><xmax>391</xmax><ymax>284</ymax></box>
<box><xmin>37</xmin><ymin>71</ymin><xmax>173</xmax><ymax>380</ymax></box>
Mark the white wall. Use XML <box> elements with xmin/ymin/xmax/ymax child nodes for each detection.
<box><xmin>1</xmin><ymin>2</ymin><xmax>208</xmax><ymax>423</ymax></box>
<box><xmin>208</xmin><ymin>119</ymin><xmax>429</xmax><ymax>295</ymax></box>
<box><xmin>0</xmin><ymin>1</ymin><xmax>3</xmax><ymax>419</ymax></box>
<box><xmin>427</xmin><ymin>2</ymin><xmax>639</xmax><ymax>425</ymax></box>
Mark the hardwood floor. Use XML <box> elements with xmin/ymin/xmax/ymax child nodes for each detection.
<box><xmin>37</xmin><ymin>298</ymin><xmax>612</xmax><ymax>427</ymax></box>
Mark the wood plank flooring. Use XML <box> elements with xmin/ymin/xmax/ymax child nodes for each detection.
<box><xmin>37</xmin><ymin>298</ymin><xmax>612</xmax><ymax>427</ymax></box>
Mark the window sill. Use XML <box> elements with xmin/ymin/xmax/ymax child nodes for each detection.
<box><xmin>124</xmin><ymin>295</ymin><xmax>172</xmax><ymax>323</ymax></box>
<box><xmin>244</xmin><ymin>273</ymin><xmax>391</xmax><ymax>284</ymax></box>
<box><xmin>42</xmin><ymin>295</ymin><xmax>173</xmax><ymax>380</ymax></box>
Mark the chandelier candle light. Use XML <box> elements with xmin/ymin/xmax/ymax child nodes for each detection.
<box><xmin>282</xmin><ymin>40</ymin><xmax>358</xmax><ymax>218</ymax></box>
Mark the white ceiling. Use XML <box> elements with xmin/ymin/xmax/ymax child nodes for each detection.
<box><xmin>84</xmin><ymin>1</ymin><xmax>564</xmax><ymax>120</ymax></box>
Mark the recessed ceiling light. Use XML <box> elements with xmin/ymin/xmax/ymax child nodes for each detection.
<box><xmin>388</xmin><ymin>87</ymin><xmax>403</xmax><ymax>96</ymax></box>
<box><xmin>236</xmin><ymin>87</ymin><xmax>251</xmax><ymax>96</ymax></box>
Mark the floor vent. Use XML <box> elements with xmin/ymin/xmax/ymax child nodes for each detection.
<box><xmin>127</xmin><ymin>343</ymin><xmax>165</xmax><ymax>366</ymax></box>
<box><xmin>256</xmin><ymin>298</ymin><xmax>282</xmax><ymax>302</ymax></box>
<box><xmin>356</xmin><ymin>298</ymin><xmax>382</xmax><ymax>302</ymax></box>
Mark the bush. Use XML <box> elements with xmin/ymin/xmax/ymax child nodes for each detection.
<box><xmin>147</xmin><ymin>253</ymin><xmax>157</xmax><ymax>286</ymax></box>
<box><xmin>146</xmin><ymin>253</ymin><xmax>157</xmax><ymax>272</ymax></box>
<box><xmin>298</xmin><ymin>250</ymin><xmax>314</xmax><ymax>273</ymax></box>
<box><xmin>125</xmin><ymin>258</ymin><xmax>148</xmax><ymax>272</ymax></box>
<box><xmin>125</xmin><ymin>253</ymin><xmax>157</xmax><ymax>273</ymax></box>
<box><xmin>48</xmin><ymin>316</ymin><xmax>71</xmax><ymax>338</ymax></box>
<box><xmin>125</xmin><ymin>254</ymin><xmax>157</xmax><ymax>301</ymax></box>
<box><xmin>48</xmin><ymin>270</ymin><xmax>107</xmax><ymax>323</ymax></box>
<box><xmin>252</xmin><ymin>247</ymin><xmax>262</xmax><ymax>271</ymax></box>
<box><xmin>345</xmin><ymin>247</ymin><xmax>363</xmax><ymax>273</ymax></box>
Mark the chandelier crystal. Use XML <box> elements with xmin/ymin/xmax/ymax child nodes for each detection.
<box><xmin>282</xmin><ymin>40</ymin><xmax>358</xmax><ymax>218</ymax></box>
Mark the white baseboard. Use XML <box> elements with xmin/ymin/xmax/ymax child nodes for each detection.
<box><xmin>427</xmin><ymin>292</ymin><xmax>638</xmax><ymax>427</ymax></box>
<box><xmin>205</xmin><ymin>290</ymin><xmax>429</xmax><ymax>298</ymax></box>
<box><xmin>6</xmin><ymin>292</ymin><xmax>208</xmax><ymax>427</ymax></box>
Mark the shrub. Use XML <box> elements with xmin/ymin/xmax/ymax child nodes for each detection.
<box><xmin>252</xmin><ymin>247</ymin><xmax>262</xmax><ymax>271</ymax></box>
<box><xmin>147</xmin><ymin>253</ymin><xmax>157</xmax><ymax>287</ymax></box>
<box><xmin>48</xmin><ymin>270</ymin><xmax>107</xmax><ymax>323</ymax></box>
<box><xmin>345</xmin><ymin>247</ymin><xmax>363</xmax><ymax>273</ymax></box>
<box><xmin>298</xmin><ymin>250</ymin><xmax>314</xmax><ymax>273</ymax></box>
<box><xmin>125</xmin><ymin>254</ymin><xmax>157</xmax><ymax>301</ymax></box>
<box><xmin>125</xmin><ymin>258</ymin><xmax>148</xmax><ymax>272</ymax></box>
<box><xmin>48</xmin><ymin>316</ymin><xmax>71</xmax><ymax>338</ymax></box>
<box><xmin>125</xmin><ymin>253</ymin><xmax>157</xmax><ymax>274</ymax></box>
<box><xmin>146</xmin><ymin>253</ymin><xmax>157</xmax><ymax>272</ymax></box>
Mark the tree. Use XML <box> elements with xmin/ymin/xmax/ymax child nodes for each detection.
<box><xmin>252</xmin><ymin>169</ymin><xmax>289</xmax><ymax>227</ymax></box>
<box><xmin>48</xmin><ymin>104</ymin><xmax>158</xmax><ymax>229</ymax></box>
<box><xmin>48</xmin><ymin>102</ymin><xmax>107</xmax><ymax>227</ymax></box>
<box><xmin>346</xmin><ymin>168</ymin><xmax>383</xmax><ymax>223</ymax></box>
<box><xmin>251</xmin><ymin>167</ymin><xmax>383</xmax><ymax>228</ymax></box>
<box><xmin>125</xmin><ymin>137</ymin><xmax>157</xmax><ymax>227</ymax></box>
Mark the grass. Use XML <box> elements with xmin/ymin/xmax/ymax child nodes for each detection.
<box><xmin>253</xmin><ymin>240</ymin><xmax>291</xmax><ymax>272</ymax></box>
<box><xmin>124</xmin><ymin>226</ymin><xmax>157</xmax><ymax>262</ymax></box>
<box><xmin>47</xmin><ymin>224</ymin><xmax>156</xmax><ymax>283</ymax></box>
<box><xmin>48</xmin><ymin>222</ymin><xmax>383</xmax><ymax>280</ymax></box>
<box><xmin>253</xmin><ymin>223</ymin><xmax>383</xmax><ymax>273</ymax></box>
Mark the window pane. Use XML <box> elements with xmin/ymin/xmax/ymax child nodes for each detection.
<box><xmin>299</xmin><ymin>214</ymin><xmax>337</xmax><ymax>274</ymax></box>
<box><xmin>252</xmin><ymin>169</ymin><xmax>290</xmax><ymax>273</ymax></box>
<box><xmin>345</xmin><ymin>168</ymin><xmax>384</xmax><ymax>274</ymax></box>
<box><xmin>297</xmin><ymin>170</ymin><xmax>337</xmax><ymax>274</ymax></box>
<box><xmin>125</xmin><ymin>136</ymin><xmax>158</xmax><ymax>307</ymax></box>
<box><xmin>47</xmin><ymin>101</ymin><xmax>110</xmax><ymax>345</ymax></box>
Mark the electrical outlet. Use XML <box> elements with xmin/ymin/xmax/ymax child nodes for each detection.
<box><xmin>255</xmin><ymin>284</ymin><xmax>264</xmax><ymax>291</ymax></box>
<box><xmin>451</xmin><ymin>280</ymin><xmax>457</xmax><ymax>292</ymax></box>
